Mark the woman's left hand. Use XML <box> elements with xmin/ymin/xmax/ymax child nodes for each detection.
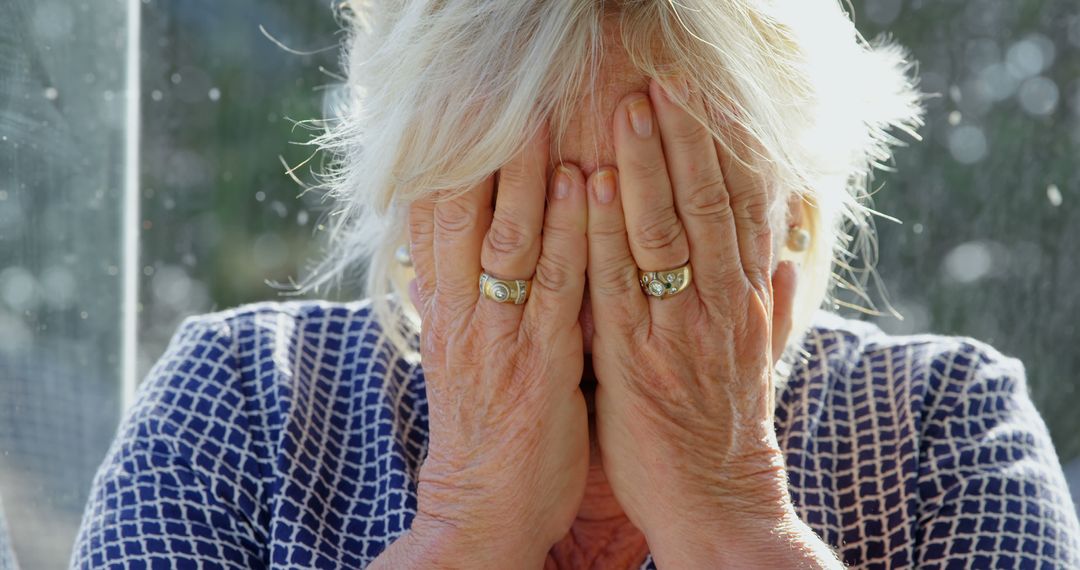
<box><xmin>584</xmin><ymin>78</ymin><xmax>814</xmax><ymax>566</ymax></box>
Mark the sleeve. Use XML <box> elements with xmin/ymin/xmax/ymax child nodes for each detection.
<box><xmin>916</xmin><ymin>340</ymin><xmax>1080</xmax><ymax>568</ymax></box>
<box><xmin>70</xmin><ymin>316</ymin><xmax>268</xmax><ymax>570</ymax></box>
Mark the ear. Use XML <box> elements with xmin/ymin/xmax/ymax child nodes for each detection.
<box><xmin>784</xmin><ymin>191</ymin><xmax>805</xmax><ymax>230</ymax></box>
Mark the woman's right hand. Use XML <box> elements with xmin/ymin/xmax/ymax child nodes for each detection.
<box><xmin>376</xmin><ymin>126</ymin><xmax>590</xmax><ymax>568</ymax></box>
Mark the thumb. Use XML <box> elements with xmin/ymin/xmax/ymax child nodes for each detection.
<box><xmin>770</xmin><ymin>260</ymin><xmax>798</xmax><ymax>365</ymax></box>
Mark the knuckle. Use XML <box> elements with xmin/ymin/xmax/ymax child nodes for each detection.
<box><xmin>588</xmin><ymin>221</ymin><xmax>626</xmax><ymax>242</ymax></box>
<box><xmin>634</xmin><ymin>210</ymin><xmax>685</xmax><ymax>252</ymax></box>
<box><xmin>485</xmin><ymin>216</ymin><xmax>535</xmax><ymax>258</ymax></box>
<box><xmin>409</xmin><ymin>220</ymin><xmax>434</xmax><ymax>244</ymax></box>
<box><xmin>533</xmin><ymin>252</ymin><xmax>576</xmax><ymax>293</ymax></box>
<box><xmin>409</xmin><ymin>208</ymin><xmax>436</xmax><ymax>241</ymax></box>
<box><xmin>497</xmin><ymin>154</ymin><xmax>545</xmax><ymax>194</ymax></box>
<box><xmin>682</xmin><ymin>178</ymin><xmax>732</xmax><ymax>219</ymax></box>
<box><xmin>734</xmin><ymin>193</ymin><xmax>770</xmax><ymax>227</ymax></box>
<box><xmin>497</xmin><ymin>165</ymin><xmax>530</xmax><ymax>190</ymax></box>
<box><xmin>434</xmin><ymin>200</ymin><xmax>478</xmax><ymax>234</ymax></box>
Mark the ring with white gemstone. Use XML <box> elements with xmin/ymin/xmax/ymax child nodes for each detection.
<box><xmin>638</xmin><ymin>263</ymin><xmax>692</xmax><ymax>299</ymax></box>
<box><xmin>479</xmin><ymin>272</ymin><xmax>531</xmax><ymax>305</ymax></box>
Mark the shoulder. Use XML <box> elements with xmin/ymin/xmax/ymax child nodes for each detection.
<box><xmin>162</xmin><ymin>297</ymin><xmax>392</xmax><ymax>359</ymax></box>
<box><xmin>80</xmin><ymin>298</ymin><xmax>423</xmax><ymax>555</ymax></box>
<box><xmin>783</xmin><ymin>311</ymin><xmax>1079</xmax><ymax>565</ymax></box>
<box><xmin>146</xmin><ymin>298</ymin><xmax>410</xmax><ymax>394</ymax></box>
<box><xmin>793</xmin><ymin>309</ymin><xmax>1066</xmax><ymax>500</ymax></box>
<box><xmin>132</xmin><ymin>297</ymin><xmax>418</xmax><ymax>428</ymax></box>
<box><xmin>793</xmin><ymin>309</ymin><xmax>1027</xmax><ymax>406</ymax></box>
<box><xmin>76</xmin><ymin>298</ymin><xmax>427</xmax><ymax>566</ymax></box>
<box><xmin>779</xmin><ymin>309</ymin><xmax>1035</xmax><ymax>472</ymax></box>
<box><xmin>118</xmin><ymin>297</ymin><xmax>420</xmax><ymax>490</ymax></box>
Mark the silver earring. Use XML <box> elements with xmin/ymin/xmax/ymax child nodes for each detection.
<box><xmin>395</xmin><ymin>244</ymin><xmax>413</xmax><ymax>267</ymax></box>
<box><xmin>786</xmin><ymin>227</ymin><xmax>810</xmax><ymax>252</ymax></box>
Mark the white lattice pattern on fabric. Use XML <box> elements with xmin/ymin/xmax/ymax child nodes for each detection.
<box><xmin>70</xmin><ymin>300</ymin><xmax>1080</xmax><ymax>569</ymax></box>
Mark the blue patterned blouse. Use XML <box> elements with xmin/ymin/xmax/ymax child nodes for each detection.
<box><xmin>71</xmin><ymin>300</ymin><xmax>1080</xmax><ymax>569</ymax></box>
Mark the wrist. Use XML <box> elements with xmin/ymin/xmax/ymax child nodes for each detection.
<box><xmin>370</xmin><ymin>512</ymin><xmax>548</xmax><ymax>570</ymax></box>
<box><xmin>646</xmin><ymin>507</ymin><xmax>841</xmax><ymax>569</ymax></box>
<box><xmin>643</xmin><ymin>452</ymin><xmax>794</xmax><ymax>538</ymax></box>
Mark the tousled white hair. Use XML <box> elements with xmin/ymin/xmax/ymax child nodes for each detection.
<box><xmin>299</xmin><ymin>0</ymin><xmax>926</xmax><ymax>362</ymax></box>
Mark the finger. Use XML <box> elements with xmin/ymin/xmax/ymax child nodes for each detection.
<box><xmin>433</xmin><ymin>178</ymin><xmax>494</xmax><ymax>313</ymax></box>
<box><xmin>612</xmin><ymin>91</ymin><xmax>690</xmax><ymax>273</ymax></box>
<box><xmin>585</xmin><ymin>168</ymin><xmax>649</xmax><ymax>334</ymax></box>
<box><xmin>770</xmin><ymin>261</ymin><xmax>798</xmax><ymax>365</ymax></box>
<box><xmin>408</xmin><ymin>278</ymin><xmax>422</xmax><ymax>315</ymax></box>
<box><xmin>522</xmin><ymin>163</ymin><xmax>588</xmax><ymax>333</ymax></box>
<box><xmin>407</xmin><ymin>194</ymin><xmax>437</xmax><ymax>313</ymax></box>
<box><xmin>717</xmin><ymin>119</ymin><xmax>774</xmax><ymax>291</ymax></box>
<box><xmin>650</xmin><ymin>78</ymin><xmax>742</xmax><ymax>292</ymax></box>
<box><xmin>480</xmin><ymin>125</ymin><xmax>548</xmax><ymax>281</ymax></box>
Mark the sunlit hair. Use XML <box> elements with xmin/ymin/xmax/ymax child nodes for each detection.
<box><xmin>300</xmin><ymin>0</ymin><xmax>926</xmax><ymax>366</ymax></box>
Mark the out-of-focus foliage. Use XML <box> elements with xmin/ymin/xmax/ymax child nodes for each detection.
<box><xmin>137</xmin><ymin>0</ymin><xmax>343</xmax><ymax>375</ymax></box>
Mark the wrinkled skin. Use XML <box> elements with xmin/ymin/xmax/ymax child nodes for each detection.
<box><xmin>581</xmin><ymin>78</ymin><xmax>800</xmax><ymax>566</ymax></box>
<box><xmin>398</xmin><ymin>124</ymin><xmax>593</xmax><ymax>568</ymax></box>
<box><xmin>374</xmin><ymin>35</ymin><xmax>822</xmax><ymax>570</ymax></box>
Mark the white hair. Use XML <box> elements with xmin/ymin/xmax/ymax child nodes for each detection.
<box><xmin>299</xmin><ymin>0</ymin><xmax>926</xmax><ymax>361</ymax></box>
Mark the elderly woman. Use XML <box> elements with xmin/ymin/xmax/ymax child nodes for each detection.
<box><xmin>73</xmin><ymin>1</ymin><xmax>1079</xmax><ymax>568</ymax></box>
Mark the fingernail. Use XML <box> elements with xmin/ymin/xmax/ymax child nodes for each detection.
<box><xmin>627</xmin><ymin>97</ymin><xmax>653</xmax><ymax>138</ymax></box>
<box><xmin>553</xmin><ymin>167</ymin><xmax>572</xmax><ymax>200</ymax></box>
<box><xmin>592</xmin><ymin>170</ymin><xmax>615</xmax><ymax>204</ymax></box>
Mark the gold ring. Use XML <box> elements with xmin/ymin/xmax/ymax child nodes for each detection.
<box><xmin>638</xmin><ymin>263</ymin><xmax>692</xmax><ymax>299</ymax></box>
<box><xmin>479</xmin><ymin>272</ymin><xmax>531</xmax><ymax>304</ymax></box>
